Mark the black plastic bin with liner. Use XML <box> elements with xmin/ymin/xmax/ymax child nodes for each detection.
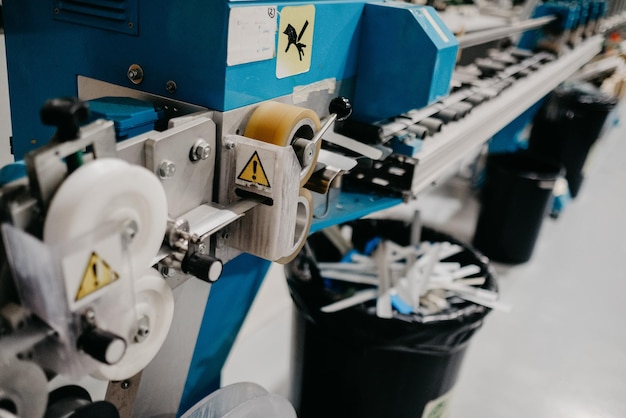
<box><xmin>528</xmin><ymin>81</ymin><xmax>617</xmax><ymax>198</ymax></box>
<box><xmin>472</xmin><ymin>152</ymin><xmax>563</xmax><ymax>264</ymax></box>
<box><xmin>286</xmin><ymin>219</ymin><xmax>497</xmax><ymax>418</ymax></box>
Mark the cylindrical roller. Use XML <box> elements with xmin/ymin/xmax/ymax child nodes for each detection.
<box><xmin>77</xmin><ymin>328</ymin><xmax>127</xmax><ymax>365</ymax></box>
<box><xmin>417</xmin><ymin>117</ymin><xmax>443</xmax><ymax>136</ymax></box>
<box><xmin>448</xmin><ymin>102</ymin><xmax>473</xmax><ymax>117</ymax></box>
<box><xmin>488</xmin><ymin>51</ymin><xmax>517</xmax><ymax>65</ymax></box>
<box><xmin>67</xmin><ymin>401</ymin><xmax>119</xmax><ymax>418</ymax></box>
<box><xmin>244</xmin><ymin>102</ymin><xmax>322</xmax><ymax>187</ymax></box>
<box><xmin>465</xmin><ymin>94</ymin><xmax>486</xmax><ymax>106</ymax></box>
<box><xmin>277</xmin><ymin>189</ymin><xmax>313</xmax><ymax>264</ymax></box>
<box><xmin>475</xmin><ymin>58</ymin><xmax>505</xmax><ymax>77</ymax></box>
<box><xmin>45</xmin><ymin>385</ymin><xmax>92</xmax><ymax>418</ymax></box>
<box><xmin>432</xmin><ymin>109</ymin><xmax>459</xmax><ymax>124</ymax></box>
<box><xmin>508</xmin><ymin>47</ymin><xmax>534</xmax><ymax>60</ymax></box>
<box><xmin>406</xmin><ymin>124</ymin><xmax>429</xmax><ymax>140</ymax></box>
<box><xmin>44</xmin><ymin>158</ymin><xmax>168</xmax><ymax>276</ymax></box>
<box><xmin>182</xmin><ymin>253</ymin><xmax>223</xmax><ymax>283</ymax></box>
<box><xmin>91</xmin><ymin>269</ymin><xmax>174</xmax><ymax>381</ymax></box>
<box><xmin>0</xmin><ymin>361</ymin><xmax>48</xmax><ymax>418</ymax></box>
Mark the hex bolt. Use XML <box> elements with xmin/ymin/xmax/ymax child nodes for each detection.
<box><xmin>158</xmin><ymin>160</ymin><xmax>176</xmax><ymax>179</ymax></box>
<box><xmin>224</xmin><ymin>139</ymin><xmax>236</xmax><ymax>150</ymax></box>
<box><xmin>127</xmin><ymin>64</ymin><xmax>144</xmax><ymax>85</ymax></box>
<box><xmin>198</xmin><ymin>243</ymin><xmax>208</xmax><ymax>255</ymax></box>
<box><xmin>190</xmin><ymin>139</ymin><xmax>211</xmax><ymax>162</ymax></box>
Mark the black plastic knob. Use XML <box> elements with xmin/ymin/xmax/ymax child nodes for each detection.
<box><xmin>77</xmin><ymin>328</ymin><xmax>127</xmax><ymax>365</ymax></box>
<box><xmin>182</xmin><ymin>253</ymin><xmax>223</xmax><ymax>283</ymax></box>
<box><xmin>329</xmin><ymin>96</ymin><xmax>353</xmax><ymax>122</ymax></box>
<box><xmin>40</xmin><ymin>97</ymin><xmax>90</xmax><ymax>142</ymax></box>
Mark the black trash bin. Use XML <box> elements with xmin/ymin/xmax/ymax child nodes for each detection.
<box><xmin>286</xmin><ymin>219</ymin><xmax>496</xmax><ymax>418</ymax></box>
<box><xmin>472</xmin><ymin>152</ymin><xmax>563</xmax><ymax>264</ymax></box>
<box><xmin>528</xmin><ymin>81</ymin><xmax>617</xmax><ymax>198</ymax></box>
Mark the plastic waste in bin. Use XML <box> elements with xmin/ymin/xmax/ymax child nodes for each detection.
<box><xmin>528</xmin><ymin>81</ymin><xmax>617</xmax><ymax>198</ymax></box>
<box><xmin>181</xmin><ymin>382</ymin><xmax>297</xmax><ymax>418</ymax></box>
<box><xmin>472</xmin><ymin>152</ymin><xmax>563</xmax><ymax>264</ymax></box>
<box><xmin>286</xmin><ymin>219</ymin><xmax>497</xmax><ymax>418</ymax></box>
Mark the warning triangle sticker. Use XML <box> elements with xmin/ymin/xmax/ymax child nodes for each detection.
<box><xmin>76</xmin><ymin>252</ymin><xmax>120</xmax><ymax>301</ymax></box>
<box><xmin>237</xmin><ymin>151</ymin><xmax>271</xmax><ymax>188</ymax></box>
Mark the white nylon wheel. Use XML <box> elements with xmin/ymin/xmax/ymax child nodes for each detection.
<box><xmin>44</xmin><ymin>158</ymin><xmax>168</xmax><ymax>275</ymax></box>
<box><xmin>90</xmin><ymin>268</ymin><xmax>174</xmax><ymax>381</ymax></box>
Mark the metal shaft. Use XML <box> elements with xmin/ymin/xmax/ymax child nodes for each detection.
<box><xmin>457</xmin><ymin>16</ymin><xmax>557</xmax><ymax>49</ymax></box>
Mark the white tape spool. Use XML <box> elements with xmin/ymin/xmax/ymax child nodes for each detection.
<box><xmin>0</xmin><ymin>360</ymin><xmax>48</xmax><ymax>418</ymax></box>
<box><xmin>44</xmin><ymin>158</ymin><xmax>168</xmax><ymax>275</ymax></box>
<box><xmin>91</xmin><ymin>268</ymin><xmax>174</xmax><ymax>381</ymax></box>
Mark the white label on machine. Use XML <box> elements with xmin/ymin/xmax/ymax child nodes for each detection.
<box><xmin>227</xmin><ymin>6</ymin><xmax>278</xmax><ymax>66</ymax></box>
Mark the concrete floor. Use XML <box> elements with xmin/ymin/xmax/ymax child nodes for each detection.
<box><xmin>444</xmin><ymin>109</ymin><xmax>626</xmax><ymax>417</ymax></box>
<box><xmin>223</xmin><ymin>106</ymin><xmax>626</xmax><ymax>417</ymax></box>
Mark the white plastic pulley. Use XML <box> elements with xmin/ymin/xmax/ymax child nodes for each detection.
<box><xmin>90</xmin><ymin>268</ymin><xmax>174</xmax><ymax>381</ymax></box>
<box><xmin>0</xmin><ymin>360</ymin><xmax>48</xmax><ymax>418</ymax></box>
<box><xmin>44</xmin><ymin>158</ymin><xmax>168</xmax><ymax>276</ymax></box>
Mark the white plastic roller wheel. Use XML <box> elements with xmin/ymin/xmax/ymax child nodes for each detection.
<box><xmin>44</xmin><ymin>158</ymin><xmax>168</xmax><ymax>275</ymax></box>
<box><xmin>91</xmin><ymin>268</ymin><xmax>175</xmax><ymax>381</ymax></box>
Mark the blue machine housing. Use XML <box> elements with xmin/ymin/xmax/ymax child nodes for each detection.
<box><xmin>352</xmin><ymin>2</ymin><xmax>459</xmax><ymax>122</ymax></box>
<box><xmin>3</xmin><ymin>0</ymin><xmax>365</xmax><ymax>158</ymax></box>
<box><xmin>518</xmin><ymin>2</ymin><xmax>582</xmax><ymax>50</ymax></box>
<box><xmin>88</xmin><ymin>97</ymin><xmax>164</xmax><ymax>140</ymax></box>
<box><xmin>3</xmin><ymin>0</ymin><xmax>459</xmax><ymax>157</ymax></box>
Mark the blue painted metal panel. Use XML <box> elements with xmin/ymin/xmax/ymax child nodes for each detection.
<box><xmin>52</xmin><ymin>0</ymin><xmax>139</xmax><ymax>35</ymax></box>
<box><xmin>223</xmin><ymin>1</ymin><xmax>364</xmax><ymax>110</ymax></box>
<box><xmin>518</xmin><ymin>2</ymin><xmax>582</xmax><ymax>50</ymax></box>
<box><xmin>310</xmin><ymin>192</ymin><xmax>402</xmax><ymax>233</ymax></box>
<box><xmin>178</xmin><ymin>253</ymin><xmax>271</xmax><ymax>416</ymax></box>
<box><xmin>4</xmin><ymin>0</ymin><xmax>365</xmax><ymax>158</ymax></box>
<box><xmin>352</xmin><ymin>3</ymin><xmax>458</xmax><ymax>122</ymax></box>
<box><xmin>489</xmin><ymin>98</ymin><xmax>545</xmax><ymax>154</ymax></box>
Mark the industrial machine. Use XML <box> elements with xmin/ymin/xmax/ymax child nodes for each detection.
<box><xmin>0</xmin><ymin>0</ymin><xmax>619</xmax><ymax>416</ymax></box>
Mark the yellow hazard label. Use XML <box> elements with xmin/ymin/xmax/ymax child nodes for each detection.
<box><xmin>276</xmin><ymin>5</ymin><xmax>315</xmax><ymax>78</ymax></box>
<box><xmin>76</xmin><ymin>252</ymin><xmax>120</xmax><ymax>301</ymax></box>
<box><xmin>237</xmin><ymin>151</ymin><xmax>271</xmax><ymax>188</ymax></box>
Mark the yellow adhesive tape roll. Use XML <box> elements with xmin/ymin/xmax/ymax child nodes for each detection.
<box><xmin>245</xmin><ymin>102</ymin><xmax>322</xmax><ymax>187</ymax></box>
<box><xmin>276</xmin><ymin>188</ymin><xmax>314</xmax><ymax>265</ymax></box>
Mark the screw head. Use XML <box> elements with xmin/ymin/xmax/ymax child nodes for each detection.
<box><xmin>127</xmin><ymin>64</ymin><xmax>144</xmax><ymax>85</ymax></box>
<box><xmin>160</xmin><ymin>265</ymin><xmax>175</xmax><ymax>278</ymax></box>
<box><xmin>122</xmin><ymin>219</ymin><xmax>139</xmax><ymax>242</ymax></box>
<box><xmin>158</xmin><ymin>160</ymin><xmax>176</xmax><ymax>179</ymax></box>
<box><xmin>84</xmin><ymin>308</ymin><xmax>96</xmax><ymax>324</ymax></box>
<box><xmin>166</xmin><ymin>80</ymin><xmax>177</xmax><ymax>94</ymax></box>
<box><xmin>134</xmin><ymin>316</ymin><xmax>150</xmax><ymax>343</ymax></box>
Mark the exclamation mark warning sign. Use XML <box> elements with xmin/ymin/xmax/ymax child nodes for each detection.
<box><xmin>237</xmin><ymin>151</ymin><xmax>271</xmax><ymax>188</ymax></box>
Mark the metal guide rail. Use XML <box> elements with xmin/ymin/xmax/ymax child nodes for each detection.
<box><xmin>359</xmin><ymin>35</ymin><xmax>604</xmax><ymax>197</ymax></box>
<box><xmin>409</xmin><ymin>35</ymin><xmax>603</xmax><ymax>194</ymax></box>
